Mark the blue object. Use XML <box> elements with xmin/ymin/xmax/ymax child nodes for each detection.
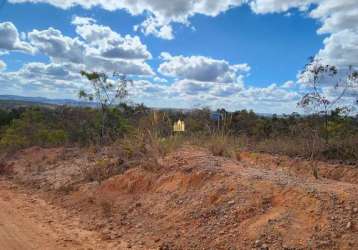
<box><xmin>210</xmin><ymin>112</ymin><xmax>221</xmax><ymax>121</ymax></box>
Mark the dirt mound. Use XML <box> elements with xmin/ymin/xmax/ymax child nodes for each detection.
<box><xmin>2</xmin><ymin>146</ymin><xmax>358</xmax><ymax>249</ymax></box>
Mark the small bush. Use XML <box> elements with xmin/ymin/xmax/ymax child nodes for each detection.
<box><xmin>321</xmin><ymin>137</ymin><xmax>358</xmax><ymax>163</ymax></box>
<box><xmin>209</xmin><ymin>138</ymin><xmax>230</xmax><ymax>157</ymax></box>
<box><xmin>189</xmin><ymin>134</ymin><xmax>242</xmax><ymax>160</ymax></box>
<box><xmin>123</xmin><ymin>131</ymin><xmax>163</xmax><ymax>171</ymax></box>
<box><xmin>118</xmin><ymin>130</ymin><xmax>184</xmax><ymax>171</ymax></box>
<box><xmin>0</xmin><ymin>128</ymin><xmax>29</xmax><ymax>152</ymax></box>
<box><xmin>206</xmin><ymin>135</ymin><xmax>235</xmax><ymax>157</ymax></box>
<box><xmin>154</xmin><ymin>135</ymin><xmax>184</xmax><ymax>158</ymax></box>
<box><xmin>36</xmin><ymin>129</ymin><xmax>69</xmax><ymax>146</ymax></box>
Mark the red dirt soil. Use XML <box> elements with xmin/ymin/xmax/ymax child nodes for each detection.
<box><xmin>1</xmin><ymin>146</ymin><xmax>358</xmax><ymax>249</ymax></box>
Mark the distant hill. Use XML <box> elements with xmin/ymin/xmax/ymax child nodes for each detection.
<box><xmin>0</xmin><ymin>95</ymin><xmax>284</xmax><ymax>117</ymax></box>
<box><xmin>0</xmin><ymin>95</ymin><xmax>95</xmax><ymax>108</ymax></box>
<box><xmin>0</xmin><ymin>95</ymin><xmax>193</xmax><ymax>113</ymax></box>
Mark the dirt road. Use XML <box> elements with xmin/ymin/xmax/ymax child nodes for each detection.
<box><xmin>0</xmin><ymin>179</ymin><xmax>119</xmax><ymax>250</ymax></box>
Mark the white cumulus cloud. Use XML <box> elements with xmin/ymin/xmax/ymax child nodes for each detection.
<box><xmin>0</xmin><ymin>22</ymin><xmax>33</xmax><ymax>53</ymax></box>
<box><xmin>317</xmin><ymin>29</ymin><xmax>358</xmax><ymax>67</ymax></box>
<box><xmin>159</xmin><ymin>53</ymin><xmax>250</xmax><ymax>83</ymax></box>
<box><xmin>0</xmin><ymin>19</ymin><xmax>155</xmax><ymax>99</ymax></box>
<box><xmin>9</xmin><ymin>0</ymin><xmax>246</xmax><ymax>39</ymax></box>
<box><xmin>73</xmin><ymin>17</ymin><xmax>152</xmax><ymax>60</ymax></box>
<box><xmin>249</xmin><ymin>0</ymin><xmax>312</xmax><ymax>14</ymax></box>
<box><xmin>25</xmin><ymin>19</ymin><xmax>154</xmax><ymax>76</ymax></box>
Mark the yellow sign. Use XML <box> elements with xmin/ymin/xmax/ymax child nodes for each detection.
<box><xmin>173</xmin><ymin>120</ymin><xmax>185</xmax><ymax>132</ymax></box>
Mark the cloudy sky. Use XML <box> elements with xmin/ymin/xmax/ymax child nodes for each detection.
<box><xmin>0</xmin><ymin>0</ymin><xmax>357</xmax><ymax>113</ymax></box>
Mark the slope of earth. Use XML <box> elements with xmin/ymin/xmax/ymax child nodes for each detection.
<box><xmin>1</xmin><ymin>146</ymin><xmax>358</xmax><ymax>249</ymax></box>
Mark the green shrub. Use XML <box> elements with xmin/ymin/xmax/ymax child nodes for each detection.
<box><xmin>36</xmin><ymin>129</ymin><xmax>68</xmax><ymax>146</ymax></box>
<box><xmin>0</xmin><ymin>106</ymin><xmax>130</xmax><ymax>151</ymax></box>
<box><xmin>0</xmin><ymin>126</ymin><xmax>30</xmax><ymax>151</ymax></box>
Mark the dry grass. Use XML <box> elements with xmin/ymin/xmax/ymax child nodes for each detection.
<box><xmin>208</xmin><ymin>136</ymin><xmax>232</xmax><ymax>157</ymax></box>
<box><xmin>190</xmin><ymin>135</ymin><xmax>242</xmax><ymax>161</ymax></box>
<box><xmin>80</xmin><ymin>129</ymin><xmax>179</xmax><ymax>182</ymax></box>
<box><xmin>255</xmin><ymin>138</ymin><xmax>316</xmax><ymax>158</ymax></box>
<box><xmin>255</xmin><ymin>136</ymin><xmax>358</xmax><ymax>164</ymax></box>
<box><xmin>118</xmin><ymin>129</ymin><xmax>184</xmax><ymax>172</ymax></box>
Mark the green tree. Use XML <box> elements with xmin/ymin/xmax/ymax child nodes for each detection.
<box><xmin>79</xmin><ymin>71</ymin><xmax>132</xmax><ymax>143</ymax></box>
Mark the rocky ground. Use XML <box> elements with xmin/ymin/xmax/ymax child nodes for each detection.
<box><xmin>1</xmin><ymin>146</ymin><xmax>357</xmax><ymax>249</ymax></box>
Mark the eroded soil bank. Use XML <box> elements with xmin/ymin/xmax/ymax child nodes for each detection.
<box><xmin>1</xmin><ymin>146</ymin><xmax>358</xmax><ymax>249</ymax></box>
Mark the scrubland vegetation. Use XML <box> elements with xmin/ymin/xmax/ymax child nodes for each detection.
<box><xmin>0</xmin><ymin>104</ymin><xmax>357</xmax><ymax>165</ymax></box>
<box><xmin>0</xmin><ymin>60</ymin><xmax>357</xmax><ymax>186</ymax></box>
<box><xmin>1</xmin><ymin>60</ymin><xmax>356</xmax><ymax>168</ymax></box>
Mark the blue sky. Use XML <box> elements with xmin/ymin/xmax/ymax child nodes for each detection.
<box><xmin>0</xmin><ymin>0</ymin><xmax>357</xmax><ymax>113</ymax></box>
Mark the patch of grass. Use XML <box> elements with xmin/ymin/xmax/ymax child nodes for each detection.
<box><xmin>157</xmin><ymin>135</ymin><xmax>184</xmax><ymax>157</ymax></box>
<box><xmin>191</xmin><ymin>134</ymin><xmax>242</xmax><ymax>161</ymax></box>
<box><xmin>256</xmin><ymin>138</ymin><xmax>312</xmax><ymax>158</ymax></box>
<box><xmin>208</xmin><ymin>135</ymin><xmax>231</xmax><ymax>157</ymax></box>
<box><xmin>118</xmin><ymin>130</ymin><xmax>184</xmax><ymax>172</ymax></box>
<box><xmin>255</xmin><ymin>135</ymin><xmax>358</xmax><ymax>164</ymax></box>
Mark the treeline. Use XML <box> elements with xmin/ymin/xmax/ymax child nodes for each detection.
<box><xmin>172</xmin><ymin>108</ymin><xmax>358</xmax><ymax>163</ymax></box>
<box><xmin>0</xmin><ymin>104</ymin><xmax>357</xmax><ymax>163</ymax></box>
<box><xmin>0</xmin><ymin>105</ymin><xmax>130</xmax><ymax>149</ymax></box>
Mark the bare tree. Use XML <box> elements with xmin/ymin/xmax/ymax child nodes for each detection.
<box><xmin>79</xmin><ymin>71</ymin><xmax>132</xmax><ymax>142</ymax></box>
<box><xmin>298</xmin><ymin>57</ymin><xmax>358</xmax><ymax>143</ymax></box>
